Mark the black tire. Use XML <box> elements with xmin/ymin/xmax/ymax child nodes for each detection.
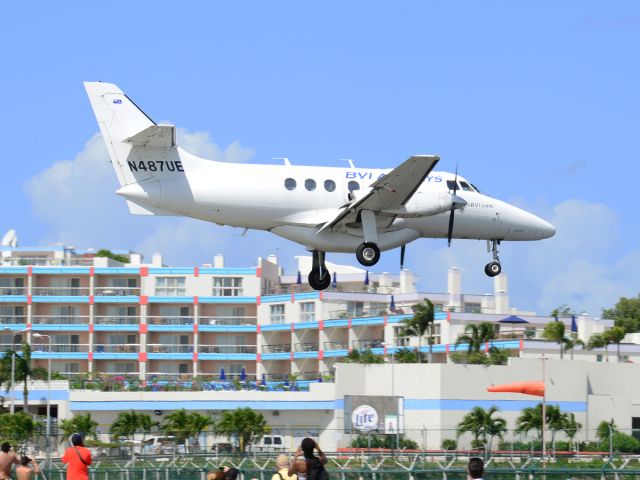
<box><xmin>484</xmin><ymin>261</ymin><xmax>502</xmax><ymax>277</ymax></box>
<box><xmin>356</xmin><ymin>242</ymin><xmax>381</xmax><ymax>267</ymax></box>
<box><xmin>308</xmin><ymin>268</ymin><xmax>331</xmax><ymax>290</ymax></box>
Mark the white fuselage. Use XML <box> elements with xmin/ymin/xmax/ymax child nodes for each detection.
<box><xmin>121</xmin><ymin>148</ymin><xmax>555</xmax><ymax>253</ymax></box>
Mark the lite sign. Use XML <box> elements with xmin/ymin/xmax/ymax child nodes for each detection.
<box><xmin>351</xmin><ymin>405</ymin><xmax>379</xmax><ymax>432</ymax></box>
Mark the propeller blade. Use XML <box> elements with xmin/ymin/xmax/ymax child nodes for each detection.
<box><xmin>400</xmin><ymin>245</ymin><xmax>405</xmax><ymax>270</ymax></box>
<box><xmin>447</xmin><ymin>208</ymin><xmax>455</xmax><ymax>246</ymax></box>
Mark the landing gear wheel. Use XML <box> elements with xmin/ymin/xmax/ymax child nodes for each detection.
<box><xmin>356</xmin><ymin>242</ymin><xmax>381</xmax><ymax>267</ymax></box>
<box><xmin>308</xmin><ymin>268</ymin><xmax>331</xmax><ymax>291</ymax></box>
<box><xmin>484</xmin><ymin>261</ymin><xmax>502</xmax><ymax>277</ymax></box>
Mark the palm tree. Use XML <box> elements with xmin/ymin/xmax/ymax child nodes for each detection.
<box><xmin>162</xmin><ymin>409</ymin><xmax>212</xmax><ymax>449</ymax></box>
<box><xmin>215</xmin><ymin>407</ymin><xmax>269</xmax><ymax>452</ymax></box>
<box><xmin>401</xmin><ymin>299</ymin><xmax>435</xmax><ymax>363</ymax></box>
<box><xmin>516</xmin><ymin>404</ymin><xmax>544</xmax><ymax>440</ymax></box>
<box><xmin>455</xmin><ymin>322</ymin><xmax>497</xmax><ymax>363</ymax></box>
<box><xmin>604</xmin><ymin>327</ymin><xmax>626</xmax><ymax>362</ymax></box>
<box><xmin>110</xmin><ymin>411</ymin><xmax>158</xmax><ymax>442</ymax></box>
<box><xmin>0</xmin><ymin>343</ymin><xmax>48</xmax><ymax>413</ymax></box>
<box><xmin>543</xmin><ymin>322</ymin><xmax>566</xmax><ymax>358</ymax></box>
<box><xmin>394</xmin><ymin>348</ymin><xmax>418</xmax><ymax>363</ymax></box>
<box><xmin>562</xmin><ymin>412</ymin><xmax>581</xmax><ymax>447</ymax></box>
<box><xmin>59</xmin><ymin>413</ymin><xmax>99</xmax><ymax>443</ymax></box>
<box><xmin>564</xmin><ymin>334</ymin><xmax>585</xmax><ymax>360</ymax></box>
<box><xmin>457</xmin><ymin>406</ymin><xmax>507</xmax><ymax>451</ymax></box>
<box><xmin>587</xmin><ymin>333</ymin><xmax>609</xmax><ymax>361</ymax></box>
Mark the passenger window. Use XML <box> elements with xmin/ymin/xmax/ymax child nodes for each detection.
<box><xmin>324</xmin><ymin>180</ymin><xmax>336</xmax><ymax>192</ymax></box>
<box><xmin>285</xmin><ymin>178</ymin><xmax>296</xmax><ymax>191</ymax></box>
<box><xmin>348</xmin><ymin>181</ymin><xmax>360</xmax><ymax>192</ymax></box>
<box><xmin>446</xmin><ymin>180</ymin><xmax>459</xmax><ymax>191</ymax></box>
<box><xmin>459</xmin><ymin>181</ymin><xmax>473</xmax><ymax>192</ymax></box>
<box><xmin>305</xmin><ymin>179</ymin><xmax>316</xmax><ymax>191</ymax></box>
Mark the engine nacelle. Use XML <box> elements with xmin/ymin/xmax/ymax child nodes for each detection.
<box><xmin>380</xmin><ymin>189</ymin><xmax>450</xmax><ymax>218</ymax></box>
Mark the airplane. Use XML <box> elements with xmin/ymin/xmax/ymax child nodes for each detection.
<box><xmin>84</xmin><ymin>82</ymin><xmax>556</xmax><ymax>291</ymax></box>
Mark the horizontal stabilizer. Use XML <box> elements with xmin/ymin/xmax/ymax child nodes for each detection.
<box><xmin>125</xmin><ymin>125</ymin><xmax>176</xmax><ymax>149</ymax></box>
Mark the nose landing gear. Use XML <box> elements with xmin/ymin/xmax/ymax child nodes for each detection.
<box><xmin>308</xmin><ymin>250</ymin><xmax>331</xmax><ymax>291</ymax></box>
<box><xmin>484</xmin><ymin>240</ymin><xmax>502</xmax><ymax>277</ymax></box>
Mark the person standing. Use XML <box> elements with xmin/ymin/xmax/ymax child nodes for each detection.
<box><xmin>468</xmin><ymin>457</ymin><xmax>484</xmax><ymax>480</ymax></box>
<box><xmin>272</xmin><ymin>454</ymin><xmax>296</xmax><ymax>480</ymax></box>
<box><xmin>16</xmin><ymin>456</ymin><xmax>40</xmax><ymax>480</ymax></box>
<box><xmin>0</xmin><ymin>443</ymin><xmax>19</xmax><ymax>480</ymax></box>
<box><xmin>62</xmin><ymin>434</ymin><xmax>92</xmax><ymax>480</ymax></box>
<box><xmin>288</xmin><ymin>438</ymin><xmax>327</xmax><ymax>480</ymax></box>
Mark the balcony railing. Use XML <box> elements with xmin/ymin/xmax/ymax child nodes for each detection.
<box><xmin>262</xmin><ymin>343</ymin><xmax>291</xmax><ymax>353</ymax></box>
<box><xmin>147</xmin><ymin>344</ymin><xmax>193</xmax><ymax>354</ymax></box>
<box><xmin>199</xmin><ymin>344</ymin><xmax>257</xmax><ymax>354</ymax></box>
<box><xmin>34</xmin><ymin>344</ymin><xmax>90</xmax><ymax>353</ymax></box>
<box><xmin>31</xmin><ymin>287</ymin><xmax>90</xmax><ymax>296</ymax></box>
<box><xmin>294</xmin><ymin>342</ymin><xmax>317</xmax><ymax>352</ymax></box>
<box><xmin>147</xmin><ymin>316</ymin><xmax>194</xmax><ymax>326</ymax></box>
<box><xmin>352</xmin><ymin>338</ymin><xmax>385</xmax><ymax>349</ymax></box>
<box><xmin>0</xmin><ymin>316</ymin><xmax>27</xmax><ymax>325</ymax></box>
<box><xmin>0</xmin><ymin>287</ymin><xmax>26</xmax><ymax>295</ymax></box>
<box><xmin>31</xmin><ymin>315</ymin><xmax>89</xmax><ymax>325</ymax></box>
<box><xmin>199</xmin><ymin>316</ymin><xmax>257</xmax><ymax>326</ymax></box>
<box><xmin>1</xmin><ymin>257</ymin><xmax>94</xmax><ymax>267</ymax></box>
<box><xmin>94</xmin><ymin>344</ymin><xmax>139</xmax><ymax>353</ymax></box>
<box><xmin>328</xmin><ymin>308</ymin><xmax>390</xmax><ymax>319</ymax></box>
<box><xmin>94</xmin><ymin>287</ymin><xmax>140</xmax><ymax>296</ymax></box>
<box><xmin>93</xmin><ymin>316</ymin><xmax>140</xmax><ymax>325</ymax></box>
<box><xmin>323</xmin><ymin>341</ymin><xmax>348</xmax><ymax>350</ymax></box>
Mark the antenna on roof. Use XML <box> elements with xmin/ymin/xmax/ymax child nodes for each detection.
<box><xmin>1</xmin><ymin>230</ymin><xmax>17</xmax><ymax>247</ymax></box>
<box><xmin>273</xmin><ymin>157</ymin><xmax>291</xmax><ymax>166</ymax></box>
<box><xmin>341</xmin><ymin>158</ymin><xmax>355</xmax><ymax>168</ymax></box>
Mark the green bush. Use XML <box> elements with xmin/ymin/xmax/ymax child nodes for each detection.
<box><xmin>441</xmin><ymin>439</ymin><xmax>457</xmax><ymax>450</ymax></box>
<box><xmin>601</xmin><ymin>432</ymin><xmax>640</xmax><ymax>453</ymax></box>
<box><xmin>350</xmin><ymin>435</ymin><xmax>418</xmax><ymax>449</ymax></box>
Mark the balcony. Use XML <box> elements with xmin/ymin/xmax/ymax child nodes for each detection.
<box><xmin>328</xmin><ymin>308</ymin><xmax>390</xmax><ymax>319</ymax></box>
<box><xmin>147</xmin><ymin>316</ymin><xmax>194</xmax><ymax>326</ymax></box>
<box><xmin>147</xmin><ymin>344</ymin><xmax>193</xmax><ymax>354</ymax></box>
<box><xmin>31</xmin><ymin>287</ymin><xmax>90</xmax><ymax>296</ymax></box>
<box><xmin>1</xmin><ymin>257</ymin><xmax>93</xmax><ymax>267</ymax></box>
<box><xmin>0</xmin><ymin>315</ymin><xmax>27</xmax><ymax>325</ymax></box>
<box><xmin>199</xmin><ymin>316</ymin><xmax>257</xmax><ymax>326</ymax></box>
<box><xmin>262</xmin><ymin>343</ymin><xmax>291</xmax><ymax>353</ymax></box>
<box><xmin>199</xmin><ymin>344</ymin><xmax>257</xmax><ymax>354</ymax></box>
<box><xmin>323</xmin><ymin>341</ymin><xmax>348</xmax><ymax>350</ymax></box>
<box><xmin>34</xmin><ymin>344</ymin><xmax>90</xmax><ymax>353</ymax></box>
<box><xmin>352</xmin><ymin>338</ymin><xmax>385</xmax><ymax>349</ymax></box>
<box><xmin>294</xmin><ymin>342</ymin><xmax>317</xmax><ymax>352</ymax></box>
<box><xmin>94</xmin><ymin>344</ymin><xmax>139</xmax><ymax>353</ymax></box>
<box><xmin>0</xmin><ymin>287</ymin><xmax>26</xmax><ymax>296</ymax></box>
<box><xmin>94</xmin><ymin>287</ymin><xmax>140</xmax><ymax>296</ymax></box>
<box><xmin>94</xmin><ymin>316</ymin><xmax>140</xmax><ymax>325</ymax></box>
<box><xmin>31</xmin><ymin>315</ymin><xmax>89</xmax><ymax>325</ymax></box>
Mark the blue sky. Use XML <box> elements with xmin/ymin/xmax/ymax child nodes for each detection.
<box><xmin>2</xmin><ymin>2</ymin><xmax>639</xmax><ymax>315</ymax></box>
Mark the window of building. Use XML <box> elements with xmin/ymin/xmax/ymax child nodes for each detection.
<box><xmin>0</xmin><ymin>305</ymin><xmax>24</xmax><ymax>322</ymax></box>
<box><xmin>105</xmin><ymin>362</ymin><xmax>137</xmax><ymax>373</ymax></box>
<box><xmin>596</xmin><ymin>354</ymin><xmax>603</xmax><ymax>362</ymax></box>
<box><xmin>105</xmin><ymin>306</ymin><xmax>137</xmax><ymax>322</ymax></box>
<box><xmin>305</xmin><ymin>179</ymin><xmax>316</xmax><ymax>191</ymax></box>
<box><xmin>632</xmin><ymin>417</ymin><xmax>640</xmax><ymax>440</ymax></box>
<box><xmin>50</xmin><ymin>277</ymin><xmax>81</xmax><ymax>295</ymax></box>
<box><xmin>158</xmin><ymin>363</ymin><xmax>189</xmax><ymax>374</ymax></box>
<box><xmin>285</xmin><ymin>178</ymin><xmax>297</xmax><ymax>190</ymax></box>
<box><xmin>346</xmin><ymin>301</ymin><xmax>364</xmax><ymax>318</ymax></box>
<box><xmin>107</xmin><ymin>334</ymin><xmax>137</xmax><ymax>345</ymax></box>
<box><xmin>270</xmin><ymin>304</ymin><xmax>285</xmax><ymax>324</ymax></box>
<box><xmin>324</xmin><ymin>180</ymin><xmax>336</xmax><ymax>192</ymax></box>
<box><xmin>300</xmin><ymin>302</ymin><xmax>315</xmax><ymax>322</ymax></box>
<box><xmin>53</xmin><ymin>363</ymin><xmax>80</xmax><ymax>374</ymax></box>
<box><xmin>159</xmin><ymin>306</ymin><xmax>190</xmax><ymax>323</ymax></box>
<box><xmin>212</xmin><ymin>277</ymin><xmax>243</xmax><ymax>296</ymax></box>
<box><xmin>348</xmin><ymin>181</ymin><xmax>360</xmax><ymax>192</ymax></box>
<box><xmin>0</xmin><ymin>278</ymin><xmax>24</xmax><ymax>295</ymax></box>
<box><xmin>464</xmin><ymin>303</ymin><xmax>482</xmax><ymax>313</ymax></box>
<box><xmin>155</xmin><ymin>277</ymin><xmax>186</xmax><ymax>296</ymax></box>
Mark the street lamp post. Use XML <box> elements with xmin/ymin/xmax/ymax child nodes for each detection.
<box><xmin>3</xmin><ymin>328</ymin><xmax>25</xmax><ymax>415</ymax></box>
<box><xmin>33</xmin><ymin>333</ymin><xmax>52</xmax><ymax>468</ymax></box>
<box><xmin>383</xmin><ymin>342</ymin><xmax>400</xmax><ymax>452</ymax></box>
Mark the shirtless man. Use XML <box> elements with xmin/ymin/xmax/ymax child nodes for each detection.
<box><xmin>16</xmin><ymin>456</ymin><xmax>40</xmax><ymax>480</ymax></box>
<box><xmin>0</xmin><ymin>443</ymin><xmax>19</xmax><ymax>480</ymax></box>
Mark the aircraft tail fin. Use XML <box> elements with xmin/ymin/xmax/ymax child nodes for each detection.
<box><xmin>84</xmin><ymin>81</ymin><xmax>173</xmax><ymax>188</ymax></box>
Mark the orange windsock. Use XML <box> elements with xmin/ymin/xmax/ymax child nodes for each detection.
<box><xmin>487</xmin><ymin>381</ymin><xmax>545</xmax><ymax>397</ymax></box>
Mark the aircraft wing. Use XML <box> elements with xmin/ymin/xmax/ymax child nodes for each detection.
<box><xmin>318</xmin><ymin>154</ymin><xmax>439</xmax><ymax>232</ymax></box>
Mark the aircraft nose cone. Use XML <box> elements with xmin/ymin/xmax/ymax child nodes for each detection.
<box><xmin>538</xmin><ymin>218</ymin><xmax>556</xmax><ymax>239</ymax></box>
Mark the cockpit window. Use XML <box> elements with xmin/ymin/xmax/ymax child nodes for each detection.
<box><xmin>470</xmin><ymin>183</ymin><xmax>481</xmax><ymax>193</ymax></box>
<box><xmin>446</xmin><ymin>180</ymin><xmax>459</xmax><ymax>191</ymax></box>
<box><xmin>459</xmin><ymin>181</ymin><xmax>473</xmax><ymax>192</ymax></box>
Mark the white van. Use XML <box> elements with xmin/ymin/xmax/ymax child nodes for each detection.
<box><xmin>141</xmin><ymin>436</ymin><xmax>187</xmax><ymax>455</ymax></box>
<box><xmin>247</xmin><ymin>435</ymin><xmax>286</xmax><ymax>452</ymax></box>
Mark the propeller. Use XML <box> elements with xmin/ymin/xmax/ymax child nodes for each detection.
<box><xmin>447</xmin><ymin>164</ymin><xmax>467</xmax><ymax>246</ymax></box>
<box><xmin>400</xmin><ymin>245</ymin><xmax>406</xmax><ymax>270</ymax></box>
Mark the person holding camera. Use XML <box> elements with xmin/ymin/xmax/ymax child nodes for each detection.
<box><xmin>288</xmin><ymin>438</ymin><xmax>328</xmax><ymax>480</ymax></box>
<box><xmin>16</xmin><ymin>456</ymin><xmax>40</xmax><ymax>480</ymax></box>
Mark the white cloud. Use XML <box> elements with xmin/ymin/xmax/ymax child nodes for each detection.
<box><xmin>23</xmin><ymin>130</ymin><xmax>260</xmax><ymax>264</ymax></box>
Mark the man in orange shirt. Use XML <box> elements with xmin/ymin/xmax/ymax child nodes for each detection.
<box><xmin>61</xmin><ymin>434</ymin><xmax>92</xmax><ymax>480</ymax></box>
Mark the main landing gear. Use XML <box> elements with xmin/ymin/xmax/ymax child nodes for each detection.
<box><xmin>484</xmin><ymin>239</ymin><xmax>502</xmax><ymax>277</ymax></box>
<box><xmin>308</xmin><ymin>250</ymin><xmax>331</xmax><ymax>291</ymax></box>
<box><xmin>356</xmin><ymin>242</ymin><xmax>380</xmax><ymax>267</ymax></box>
